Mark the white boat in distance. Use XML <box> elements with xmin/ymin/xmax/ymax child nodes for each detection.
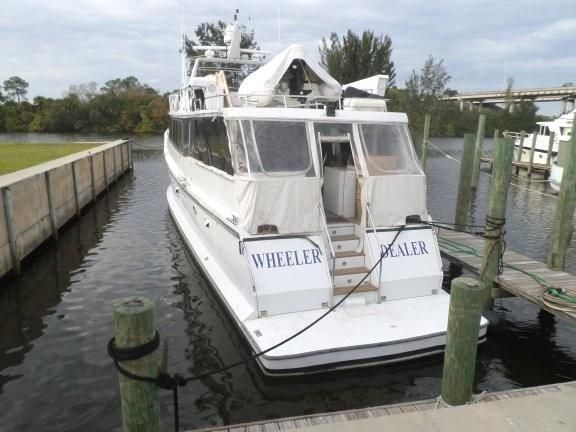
<box><xmin>509</xmin><ymin>109</ymin><xmax>574</xmax><ymax>185</ymax></box>
<box><xmin>164</xmin><ymin>17</ymin><xmax>487</xmax><ymax>375</ymax></box>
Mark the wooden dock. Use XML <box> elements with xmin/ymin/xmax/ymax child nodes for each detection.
<box><xmin>480</xmin><ymin>157</ymin><xmax>550</xmax><ymax>174</ymax></box>
<box><xmin>438</xmin><ymin>228</ymin><xmax>576</xmax><ymax>323</ymax></box>
<box><xmin>187</xmin><ymin>381</ymin><xmax>576</xmax><ymax>432</ymax></box>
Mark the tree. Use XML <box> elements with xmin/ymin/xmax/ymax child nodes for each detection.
<box><xmin>3</xmin><ymin>76</ymin><xmax>29</xmax><ymax>103</ymax></box>
<box><xmin>66</xmin><ymin>81</ymin><xmax>99</xmax><ymax>102</ymax></box>
<box><xmin>319</xmin><ymin>30</ymin><xmax>396</xmax><ymax>86</ymax></box>
<box><xmin>406</xmin><ymin>55</ymin><xmax>451</xmax><ymax>99</ymax></box>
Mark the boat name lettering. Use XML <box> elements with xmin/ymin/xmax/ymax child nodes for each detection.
<box><xmin>380</xmin><ymin>241</ymin><xmax>429</xmax><ymax>258</ymax></box>
<box><xmin>251</xmin><ymin>249</ymin><xmax>322</xmax><ymax>269</ymax></box>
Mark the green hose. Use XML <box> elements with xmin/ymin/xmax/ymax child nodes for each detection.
<box><xmin>438</xmin><ymin>237</ymin><xmax>576</xmax><ymax>304</ymax></box>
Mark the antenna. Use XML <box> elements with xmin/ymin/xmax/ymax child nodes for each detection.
<box><xmin>277</xmin><ymin>1</ymin><xmax>281</xmax><ymax>44</ymax></box>
<box><xmin>180</xmin><ymin>0</ymin><xmax>186</xmax><ymax>86</ymax></box>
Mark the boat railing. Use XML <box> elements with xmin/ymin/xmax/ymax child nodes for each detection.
<box><xmin>169</xmin><ymin>91</ymin><xmax>225</xmax><ymax>114</ymax></box>
<box><xmin>239</xmin><ymin>240</ymin><xmax>262</xmax><ymax>317</ymax></box>
<box><xmin>318</xmin><ymin>204</ymin><xmax>336</xmax><ymax>294</ymax></box>
<box><xmin>238</xmin><ymin>94</ymin><xmax>342</xmax><ymax>110</ymax></box>
<box><xmin>366</xmin><ymin>203</ymin><xmax>384</xmax><ymax>303</ymax></box>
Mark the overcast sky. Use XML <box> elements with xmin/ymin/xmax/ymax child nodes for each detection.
<box><xmin>1</xmin><ymin>0</ymin><xmax>574</xmax><ymax>114</ymax></box>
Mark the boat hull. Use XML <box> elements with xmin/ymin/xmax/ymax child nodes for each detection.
<box><xmin>167</xmin><ymin>184</ymin><xmax>488</xmax><ymax>375</ymax></box>
<box><xmin>550</xmin><ymin>162</ymin><xmax>562</xmax><ymax>193</ymax></box>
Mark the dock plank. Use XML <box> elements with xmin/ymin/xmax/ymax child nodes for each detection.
<box><xmin>439</xmin><ymin>229</ymin><xmax>576</xmax><ymax>324</ymax></box>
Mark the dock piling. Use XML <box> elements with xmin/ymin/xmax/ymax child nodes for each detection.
<box><xmin>420</xmin><ymin>114</ymin><xmax>431</xmax><ymax>170</ymax></box>
<box><xmin>2</xmin><ymin>187</ymin><xmax>21</xmax><ymax>275</ymax></box>
<box><xmin>527</xmin><ymin>132</ymin><xmax>539</xmax><ymax>177</ymax></box>
<box><xmin>441</xmin><ymin>277</ymin><xmax>483</xmax><ymax>406</ymax></box>
<box><xmin>548</xmin><ymin>114</ymin><xmax>576</xmax><ymax>271</ymax></box>
<box><xmin>546</xmin><ymin>132</ymin><xmax>556</xmax><ymax>167</ymax></box>
<box><xmin>471</xmin><ymin>114</ymin><xmax>486</xmax><ymax>190</ymax></box>
<box><xmin>71</xmin><ymin>161</ymin><xmax>81</xmax><ymax>217</ymax></box>
<box><xmin>44</xmin><ymin>171</ymin><xmax>59</xmax><ymax>241</ymax></box>
<box><xmin>112</xmin><ymin>296</ymin><xmax>160</xmax><ymax>432</ymax></box>
<box><xmin>90</xmin><ymin>155</ymin><xmax>97</xmax><ymax>203</ymax></box>
<box><xmin>479</xmin><ymin>137</ymin><xmax>515</xmax><ymax>308</ymax></box>
<box><xmin>454</xmin><ymin>134</ymin><xmax>477</xmax><ymax>229</ymax></box>
<box><xmin>516</xmin><ymin>131</ymin><xmax>525</xmax><ymax>163</ymax></box>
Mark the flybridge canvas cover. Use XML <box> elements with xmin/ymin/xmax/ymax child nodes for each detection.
<box><xmin>237</xmin><ymin>44</ymin><xmax>341</xmax><ymax>98</ymax></box>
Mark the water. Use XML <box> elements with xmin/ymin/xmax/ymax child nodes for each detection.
<box><xmin>0</xmin><ymin>134</ymin><xmax>575</xmax><ymax>432</ymax></box>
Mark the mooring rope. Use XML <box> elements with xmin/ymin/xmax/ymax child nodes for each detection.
<box><xmin>108</xmin><ymin>226</ymin><xmax>407</xmax><ymax>432</ymax></box>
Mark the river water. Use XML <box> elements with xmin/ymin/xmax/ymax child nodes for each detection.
<box><xmin>0</xmin><ymin>134</ymin><xmax>575</xmax><ymax>432</ymax></box>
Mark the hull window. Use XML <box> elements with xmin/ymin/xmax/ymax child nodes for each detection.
<box><xmin>169</xmin><ymin>116</ymin><xmax>234</xmax><ymax>175</ymax></box>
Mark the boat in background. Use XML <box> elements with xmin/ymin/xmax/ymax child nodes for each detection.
<box><xmin>164</xmin><ymin>15</ymin><xmax>487</xmax><ymax>375</ymax></box>
<box><xmin>510</xmin><ymin>109</ymin><xmax>574</xmax><ymax>167</ymax></box>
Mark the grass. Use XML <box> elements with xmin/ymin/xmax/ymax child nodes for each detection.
<box><xmin>0</xmin><ymin>143</ymin><xmax>99</xmax><ymax>175</ymax></box>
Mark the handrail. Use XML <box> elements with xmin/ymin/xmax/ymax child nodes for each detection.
<box><xmin>239</xmin><ymin>240</ymin><xmax>261</xmax><ymax>317</ymax></box>
<box><xmin>319</xmin><ymin>204</ymin><xmax>336</xmax><ymax>294</ymax></box>
<box><xmin>366</xmin><ymin>203</ymin><xmax>384</xmax><ymax>303</ymax></box>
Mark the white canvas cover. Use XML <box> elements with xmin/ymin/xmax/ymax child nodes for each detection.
<box><xmin>237</xmin><ymin>44</ymin><xmax>341</xmax><ymax>98</ymax></box>
<box><xmin>235</xmin><ymin>176</ymin><xmax>322</xmax><ymax>234</ymax></box>
<box><xmin>365</xmin><ymin>175</ymin><xmax>428</xmax><ymax>226</ymax></box>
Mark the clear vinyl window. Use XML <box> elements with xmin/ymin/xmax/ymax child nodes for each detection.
<box><xmin>358</xmin><ymin>123</ymin><xmax>422</xmax><ymax>175</ymax></box>
<box><xmin>242</xmin><ymin>120</ymin><xmax>314</xmax><ymax>177</ymax></box>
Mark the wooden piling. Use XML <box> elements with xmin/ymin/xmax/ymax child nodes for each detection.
<box><xmin>454</xmin><ymin>134</ymin><xmax>477</xmax><ymax>229</ymax></box>
<box><xmin>103</xmin><ymin>151</ymin><xmax>109</xmax><ymax>191</ymax></box>
<box><xmin>90</xmin><ymin>155</ymin><xmax>97</xmax><ymax>203</ymax></box>
<box><xmin>546</xmin><ymin>131</ymin><xmax>556</xmax><ymax>166</ymax></box>
<box><xmin>420</xmin><ymin>114</ymin><xmax>431</xmax><ymax>170</ymax></box>
<box><xmin>44</xmin><ymin>171</ymin><xmax>59</xmax><ymax>241</ymax></box>
<box><xmin>2</xmin><ymin>187</ymin><xmax>21</xmax><ymax>275</ymax></box>
<box><xmin>441</xmin><ymin>277</ymin><xmax>483</xmax><ymax>406</ymax></box>
<box><xmin>527</xmin><ymin>131</ymin><xmax>539</xmax><ymax>177</ymax></box>
<box><xmin>471</xmin><ymin>114</ymin><xmax>486</xmax><ymax>190</ymax></box>
<box><xmin>71</xmin><ymin>161</ymin><xmax>81</xmax><ymax>217</ymax></box>
<box><xmin>548</xmin><ymin>114</ymin><xmax>576</xmax><ymax>270</ymax></box>
<box><xmin>516</xmin><ymin>131</ymin><xmax>525</xmax><ymax>163</ymax></box>
<box><xmin>479</xmin><ymin>137</ymin><xmax>515</xmax><ymax>308</ymax></box>
<box><xmin>112</xmin><ymin>296</ymin><xmax>160</xmax><ymax>432</ymax></box>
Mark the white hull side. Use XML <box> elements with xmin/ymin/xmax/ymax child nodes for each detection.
<box><xmin>550</xmin><ymin>163</ymin><xmax>563</xmax><ymax>193</ymax></box>
<box><xmin>168</xmin><ymin>185</ymin><xmax>488</xmax><ymax>374</ymax></box>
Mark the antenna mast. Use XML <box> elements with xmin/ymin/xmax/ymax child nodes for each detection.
<box><xmin>180</xmin><ymin>0</ymin><xmax>187</xmax><ymax>87</ymax></box>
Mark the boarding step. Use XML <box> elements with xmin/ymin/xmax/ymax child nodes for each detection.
<box><xmin>326</xmin><ymin>224</ymin><xmax>355</xmax><ymax>237</ymax></box>
<box><xmin>331</xmin><ymin>234</ymin><xmax>360</xmax><ymax>253</ymax></box>
<box><xmin>334</xmin><ymin>251</ymin><xmax>365</xmax><ymax>269</ymax></box>
<box><xmin>334</xmin><ymin>266</ymin><xmax>370</xmax><ymax>287</ymax></box>
<box><xmin>334</xmin><ymin>283</ymin><xmax>378</xmax><ymax>296</ymax></box>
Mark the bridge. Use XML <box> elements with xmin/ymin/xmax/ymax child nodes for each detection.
<box><xmin>443</xmin><ymin>86</ymin><xmax>576</xmax><ymax>112</ymax></box>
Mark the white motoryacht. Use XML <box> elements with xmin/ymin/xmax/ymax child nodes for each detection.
<box><xmin>164</xmin><ymin>18</ymin><xmax>487</xmax><ymax>374</ymax></box>
<box><xmin>510</xmin><ymin>109</ymin><xmax>574</xmax><ymax>169</ymax></box>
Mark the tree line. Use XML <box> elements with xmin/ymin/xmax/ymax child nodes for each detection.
<box><xmin>1</xmin><ymin>24</ymin><xmax>548</xmax><ymax>136</ymax></box>
<box><xmin>0</xmin><ymin>76</ymin><xmax>169</xmax><ymax>134</ymax></box>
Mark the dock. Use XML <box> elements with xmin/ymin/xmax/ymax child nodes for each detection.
<box><xmin>187</xmin><ymin>381</ymin><xmax>576</xmax><ymax>432</ymax></box>
<box><xmin>438</xmin><ymin>228</ymin><xmax>576</xmax><ymax>323</ymax></box>
<box><xmin>0</xmin><ymin>139</ymin><xmax>132</xmax><ymax>277</ymax></box>
<box><xmin>480</xmin><ymin>157</ymin><xmax>550</xmax><ymax>174</ymax></box>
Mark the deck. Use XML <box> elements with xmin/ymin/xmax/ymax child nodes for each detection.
<box><xmin>438</xmin><ymin>228</ymin><xmax>576</xmax><ymax>324</ymax></box>
<box><xmin>480</xmin><ymin>157</ymin><xmax>550</xmax><ymax>174</ymax></box>
<box><xmin>187</xmin><ymin>381</ymin><xmax>576</xmax><ymax>432</ymax></box>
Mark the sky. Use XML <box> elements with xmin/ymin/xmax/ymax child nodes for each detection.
<box><xmin>1</xmin><ymin>0</ymin><xmax>575</xmax><ymax>114</ymax></box>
